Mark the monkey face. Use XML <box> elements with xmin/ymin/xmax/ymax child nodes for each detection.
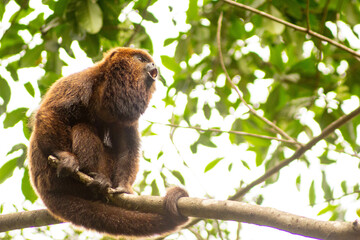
<box><xmin>98</xmin><ymin>48</ymin><xmax>158</xmax><ymax>123</ymax></box>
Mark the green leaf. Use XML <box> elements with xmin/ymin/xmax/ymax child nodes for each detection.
<box><xmin>143</xmin><ymin>12</ymin><xmax>158</xmax><ymax>23</ymax></box>
<box><xmin>157</xmin><ymin>150</ymin><xmax>163</xmax><ymax>160</ymax></box>
<box><xmin>0</xmin><ymin>24</ymin><xmax>25</xmax><ymax>58</ymax></box>
<box><xmin>357</xmin><ymin>209</ymin><xmax>360</xmax><ymax>218</ymax></box>
<box><xmin>0</xmin><ymin>159</ymin><xmax>18</xmax><ymax>184</ymax></box>
<box><xmin>229</xmin><ymin>119</ymin><xmax>244</xmax><ymax>145</ymax></box>
<box><xmin>241</xmin><ymin>160</ymin><xmax>250</xmax><ymax>170</ymax></box>
<box><xmin>143</xmin><ymin>155</ymin><xmax>151</xmax><ymax>162</ymax></box>
<box><xmin>318</xmin><ymin>204</ymin><xmax>338</xmax><ymax>216</ymax></box>
<box><xmin>190</xmin><ymin>142</ymin><xmax>198</xmax><ymax>153</ymax></box>
<box><xmin>79</xmin><ymin>33</ymin><xmax>100</xmax><ymax>58</ymax></box>
<box><xmin>321</xmin><ymin>171</ymin><xmax>333</xmax><ymax>201</ymax></box>
<box><xmin>354</xmin><ymin>184</ymin><xmax>359</xmax><ymax>192</ymax></box>
<box><xmin>151</xmin><ymin>179</ymin><xmax>160</xmax><ymax>196</ymax></box>
<box><xmin>255</xmin><ymin>150</ymin><xmax>264</xmax><ymax>167</ymax></box>
<box><xmin>6</xmin><ymin>61</ymin><xmax>19</xmax><ymax>81</ymax></box>
<box><xmin>7</xmin><ymin>143</ymin><xmax>27</xmax><ymax>155</ymax></box>
<box><xmin>203</xmin><ymin>103</ymin><xmax>211</xmax><ymax>120</ymax></box>
<box><xmin>0</xmin><ymin>1</ymin><xmax>6</xmax><ymax>21</ymax></box>
<box><xmin>341</xmin><ymin>181</ymin><xmax>347</xmax><ymax>194</ymax></box>
<box><xmin>198</xmin><ymin>134</ymin><xmax>217</xmax><ymax>148</ymax></box>
<box><xmin>76</xmin><ymin>0</ymin><xmax>103</xmax><ymax>34</ymax></box>
<box><xmin>38</xmin><ymin>72</ymin><xmax>61</xmax><ymax>95</ymax></box>
<box><xmin>289</xmin><ymin>57</ymin><xmax>317</xmax><ymax>76</ymax></box>
<box><xmin>24</xmin><ymin>82</ymin><xmax>35</xmax><ymax>97</ymax></box>
<box><xmin>23</xmin><ymin>118</ymin><xmax>31</xmax><ymax>140</ymax></box>
<box><xmin>44</xmin><ymin>51</ymin><xmax>63</xmax><ymax>75</ymax></box>
<box><xmin>184</xmin><ymin>97</ymin><xmax>198</xmax><ymax>123</ymax></box>
<box><xmin>142</xmin><ymin>123</ymin><xmax>155</xmax><ymax>136</ymax></box>
<box><xmin>309</xmin><ymin>180</ymin><xmax>316</xmax><ymax>206</ymax></box>
<box><xmin>19</xmin><ymin>44</ymin><xmax>43</xmax><ymax>68</ymax></box>
<box><xmin>339</xmin><ymin>121</ymin><xmax>357</xmax><ymax>150</ymax></box>
<box><xmin>204</xmin><ymin>157</ymin><xmax>223</xmax><ymax>173</ymax></box>
<box><xmin>3</xmin><ymin>108</ymin><xmax>28</xmax><ymax>128</ymax></box>
<box><xmin>319</xmin><ymin>154</ymin><xmax>336</xmax><ymax>165</ymax></box>
<box><xmin>186</xmin><ymin>0</ymin><xmax>199</xmax><ymax>23</ymax></box>
<box><xmin>228</xmin><ymin>162</ymin><xmax>233</xmax><ymax>171</ymax></box>
<box><xmin>21</xmin><ymin>168</ymin><xmax>37</xmax><ymax>203</ymax></box>
<box><xmin>0</xmin><ymin>77</ymin><xmax>11</xmax><ymax>115</ymax></box>
<box><xmin>53</xmin><ymin>0</ymin><xmax>70</xmax><ymax>17</ymax></box>
<box><xmin>270</xmin><ymin>44</ymin><xmax>284</xmax><ymax>71</ymax></box>
<box><xmin>171</xmin><ymin>170</ymin><xmax>185</xmax><ymax>185</ymax></box>
<box><xmin>263</xmin><ymin>6</ymin><xmax>285</xmax><ymax>34</ymax></box>
<box><xmin>160</xmin><ymin>55</ymin><xmax>182</xmax><ymax>73</ymax></box>
<box><xmin>164</xmin><ymin>37</ymin><xmax>178</xmax><ymax>47</ymax></box>
<box><xmin>296</xmin><ymin>175</ymin><xmax>301</xmax><ymax>191</ymax></box>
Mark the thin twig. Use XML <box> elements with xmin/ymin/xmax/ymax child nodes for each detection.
<box><xmin>147</xmin><ymin>120</ymin><xmax>298</xmax><ymax>144</ymax></box>
<box><xmin>230</xmin><ymin>105</ymin><xmax>360</xmax><ymax>200</ymax></box>
<box><xmin>216</xmin><ymin>8</ymin><xmax>360</xmax><ymax>200</ymax></box>
<box><xmin>222</xmin><ymin>0</ymin><xmax>360</xmax><ymax>60</ymax></box>
<box><xmin>236</xmin><ymin>222</ymin><xmax>241</xmax><ymax>240</ymax></box>
<box><xmin>306</xmin><ymin>0</ymin><xmax>310</xmax><ymax>32</ymax></box>
<box><xmin>124</xmin><ymin>0</ymin><xmax>152</xmax><ymax>47</ymax></box>
<box><xmin>216</xmin><ymin>12</ymin><xmax>299</xmax><ymax>145</ymax></box>
<box><xmin>215</xmin><ymin>220</ymin><xmax>225</xmax><ymax>240</ymax></box>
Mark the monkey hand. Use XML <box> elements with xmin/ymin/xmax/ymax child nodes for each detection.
<box><xmin>164</xmin><ymin>186</ymin><xmax>189</xmax><ymax>223</ymax></box>
<box><xmin>54</xmin><ymin>153</ymin><xmax>79</xmax><ymax>178</ymax></box>
<box><xmin>87</xmin><ymin>172</ymin><xmax>112</xmax><ymax>195</ymax></box>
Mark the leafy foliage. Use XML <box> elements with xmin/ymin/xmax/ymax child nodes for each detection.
<box><xmin>1</xmin><ymin>0</ymin><xmax>360</xmax><ymax>239</ymax></box>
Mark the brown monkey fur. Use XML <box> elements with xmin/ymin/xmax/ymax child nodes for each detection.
<box><xmin>28</xmin><ymin>47</ymin><xmax>188</xmax><ymax>237</ymax></box>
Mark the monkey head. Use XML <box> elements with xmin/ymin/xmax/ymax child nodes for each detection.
<box><xmin>96</xmin><ymin>48</ymin><xmax>158</xmax><ymax>124</ymax></box>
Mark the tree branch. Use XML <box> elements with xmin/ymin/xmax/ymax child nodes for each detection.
<box><xmin>147</xmin><ymin>120</ymin><xmax>298</xmax><ymax>144</ymax></box>
<box><xmin>2</xmin><ymin>156</ymin><xmax>360</xmax><ymax>239</ymax></box>
<box><xmin>222</xmin><ymin>0</ymin><xmax>360</xmax><ymax>60</ymax></box>
<box><xmin>216</xmin><ymin>9</ymin><xmax>360</xmax><ymax>201</ymax></box>
<box><xmin>124</xmin><ymin>0</ymin><xmax>152</xmax><ymax>47</ymax></box>
<box><xmin>216</xmin><ymin>12</ymin><xmax>300</xmax><ymax>146</ymax></box>
<box><xmin>0</xmin><ymin>209</ymin><xmax>61</xmax><ymax>232</ymax></box>
<box><xmin>2</xmin><ymin>195</ymin><xmax>360</xmax><ymax>240</ymax></box>
<box><xmin>230</xmin><ymin>105</ymin><xmax>360</xmax><ymax>200</ymax></box>
<box><xmin>306</xmin><ymin>0</ymin><xmax>310</xmax><ymax>32</ymax></box>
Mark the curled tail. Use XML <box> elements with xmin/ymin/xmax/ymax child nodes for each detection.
<box><xmin>42</xmin><ymin>188</ymin><xmax>188</xmax><ymax>237</ymax></box>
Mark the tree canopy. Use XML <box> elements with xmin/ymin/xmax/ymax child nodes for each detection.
<box><xmin>1</xmin><ymin>0</ymin><xmax>360</xmax><ymax>239</ymax></box>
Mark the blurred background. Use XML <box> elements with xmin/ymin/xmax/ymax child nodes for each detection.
<box><xmin>1</xmin><ymin>0</ymin><xmax>360</xmax><ymax>239</ymax></box>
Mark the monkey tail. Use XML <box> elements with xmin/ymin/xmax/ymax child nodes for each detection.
<box><xmin>42</xmin><ymin>189</ymin><xmax>188</xmax><ymax>237</ymax></box>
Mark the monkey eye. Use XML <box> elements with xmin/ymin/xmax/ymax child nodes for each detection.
<box><xmin>136</xmin><ymin>55</ymin><xmax>148</xmax><ymax>62</ymax></box>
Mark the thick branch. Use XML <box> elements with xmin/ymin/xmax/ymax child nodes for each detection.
<box><xmin>223</xmin><ymin>0</ymin><xmax>360</xmax><ymax>59</ymax></box>
<box><xmin>1</xmin><ymin>197</ymin><xmax>360</xmax><ymax>240</ymax></box>
<box><xmin>1</xmin><ymin>157</ymin><xmax>360</xmax><ymax>239</ymax></box>
<box><xmin>0</xmin><ymin>209</ymin><xmax>61</xmax><ymax>232</ymax></box>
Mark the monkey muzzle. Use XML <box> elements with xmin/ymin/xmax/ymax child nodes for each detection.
<box><xmin>146</xmin><ymin>63</ymin><xmax>158</xmax><ymax>81</ymax></box>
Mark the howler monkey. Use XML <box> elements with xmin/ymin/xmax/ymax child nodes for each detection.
<box><xmin>28</xmin><ymin>47</ymin><xmax>188</xmax><ymax>237</ymax></box>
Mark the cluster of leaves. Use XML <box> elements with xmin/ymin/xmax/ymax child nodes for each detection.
<box><xmin>1</xmin><ymin>0</ymin><xmax>360</xmax><ymax>239</ymax></box>
<box><xmin>160</xmin><ymin>0</ymin><xmax>360</xmax><ymax>235</ymax></box>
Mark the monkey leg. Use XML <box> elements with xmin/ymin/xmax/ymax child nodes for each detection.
<box><xmin>71</xmin><ymin>123</ymin><xmax>111</xmax><ymax>194</ymax></box>
<box><xmin>108</xmin><ymin>124</ymin><xmax>140</xmax><ymax>194</ymax></box>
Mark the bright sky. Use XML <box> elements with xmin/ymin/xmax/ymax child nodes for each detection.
<box><xmin>1</xmin><ymin>0</ymin><xmax>360</xmax><ymax>240</ymax></box>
